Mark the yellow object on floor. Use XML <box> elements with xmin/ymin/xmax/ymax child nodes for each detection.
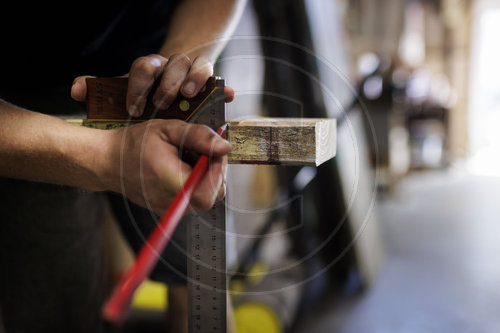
<box><xmin>234</xmin><ymin>302</ymin><xmax>282</xmax><ymax>333</ymax></box>
<box><xmin>131</xmin><ymin>279</ymin><xmax>168</xmax><ymax>311</ymax></box>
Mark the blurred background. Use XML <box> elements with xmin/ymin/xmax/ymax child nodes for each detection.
<box><xmin>107</xmin><ymin>0</ymin><xmax>500</xmax><ymax>332</ymax></box>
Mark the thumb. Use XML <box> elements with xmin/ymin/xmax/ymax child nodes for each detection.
<box><xmin>71</xmin><ymin>76</ymin><xmax>95</xmax><ymax>101</ymax></box>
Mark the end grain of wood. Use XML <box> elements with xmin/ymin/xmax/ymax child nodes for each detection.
<box><xmin>226</xmin><ymin>118</ymin><xmax>336</xmax><ymax>166</ymax></box>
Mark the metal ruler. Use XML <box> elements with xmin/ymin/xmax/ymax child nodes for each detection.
<box><xmin>186</xmin><ymin>203</ymin><xmax>226</xmax><ymax>332</ymax></box>
<box><xmin>185</xmin><ymin>78</ymin><xmax>227</xmax><ymax>333</ymax></box>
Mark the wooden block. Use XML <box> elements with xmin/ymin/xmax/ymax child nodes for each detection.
<box><xmin>227</xmin><ymin>117</ymin><xmax>336</xmax><ymax>166</ymax></box>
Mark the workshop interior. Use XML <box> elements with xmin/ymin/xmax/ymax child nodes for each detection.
<box><xmin>3</xmin><ymin>0</ymin><xmax>500</xmax><ymax>332</ymax></box>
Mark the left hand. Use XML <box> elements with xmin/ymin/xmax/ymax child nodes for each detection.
<box><xmin>71</xmin><ymin>53</ymin><xmax>235</xmax><ymax>117</ymax></box>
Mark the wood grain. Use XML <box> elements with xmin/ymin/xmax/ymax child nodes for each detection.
<box><xmin>226</xmin><ymin>117</ymin><xmax>336</xmax><ymax>166</ymax></box>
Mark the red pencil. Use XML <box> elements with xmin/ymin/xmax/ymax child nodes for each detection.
<box><xmin>102</xmin><ymin>125</ymin><xmax>227</xmax><ymax>325</ymax></box>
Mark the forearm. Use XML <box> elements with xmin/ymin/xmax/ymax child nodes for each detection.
<box><xmin>159</xmin><ymin>0</ymin><xmax>246</xmax><ymax>62</ymax></box>
<box><xmin>0</xmin><ymin>99</ymin><xmax>111</xmax><ymax>191</ymax></box>
<box><xmin>0</xmin><ymin>99</ymin><xmax>231</xmax><ymax>215</ymax></box>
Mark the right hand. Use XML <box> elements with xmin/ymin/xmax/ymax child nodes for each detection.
<box><xmin>99</xmin><ymin>119</ymin><xmax>231</xmax><ymax>216</ymax></box>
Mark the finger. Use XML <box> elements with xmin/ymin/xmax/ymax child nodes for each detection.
<box><xmin>216</xmin><ymin>157</ymin><xmax>228</xmax><ymax>201</ymax></box>
<box><xmin>224</xmin><ymin>86</ymin><xmax>235</xmax><ymax>103</ymax></box>
<box><xmin>127</xmin><ymin>54</ymin><xmax>168</xmax><ymax>117</ymax></box>
<box><xmin>181</xmin><ymin>56</ymin><xmax>213</xmax><ymax>98</ymax></box>
<box><xmin>152</xmin><ymin>53</ymin><xmax>191</xmax><ymax>110</ymax></box>
<box><xmin>162</xmin><ymin>121</ymin><xmax>231</xmax><ymax>157</ymax></box>
<box><xmin>192</xmin><ymin>156</ymin><xmax>224</xmax><ymax>210</ymax></box>
<box><xmin>216</xmin><ymin>179</ymin><xmax>226</xmax><ymax>202</ymax></box>
<box><xmin>71</xmin><ymin>75</ymin><xmax>95</xmax><ymax>101</ymax></box>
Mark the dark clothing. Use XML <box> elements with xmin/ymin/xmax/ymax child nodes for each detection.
<box><xmin>0</xmin><ymin>179</ymin><xmax>105</xmax><ymax>332</ymax></box>
<box><xmin>0</xmin><ymin>2</ymin><xmax>186</xmax><ymax>331</ymax></box>
<box><xmin>0</xmin><ymin>1</ymin><xmax>180</xmax><ymax>91</ymax></box>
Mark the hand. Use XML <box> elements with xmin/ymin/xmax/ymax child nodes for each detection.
<box><xmin>100</xmin><ymin>119</ymin><xmax>230</xmax><ymax>215</ymax></box>
<box><xmin>71</xmin><ymin>53</ymin><xmax>235</xmax><ymax>117</ymax></box>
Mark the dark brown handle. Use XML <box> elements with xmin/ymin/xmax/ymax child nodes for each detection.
<box><xmin>86</xmin><ymin>76</ymin><xmax>218</xmax><ymax>121</ymax></box>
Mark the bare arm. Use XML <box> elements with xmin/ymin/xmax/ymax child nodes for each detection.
<box><xmin>0</xmin><ymin>100</ymin><xmax>110</xmax><ymax>191</ymax></box>
<box><xmin>0</xmin><ymin>100</ymin><xmax>231</xmax><ymax>215</ymax></box>
<box><xmin>159</xmin><ymin>0</ymin><xmax>246</xmax><ymax>63</ymax></box>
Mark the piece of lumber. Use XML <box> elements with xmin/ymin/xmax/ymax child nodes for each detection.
<box><xmin>67</xmin><ymin>117</ymin><xmax>336</xmax><ymax>166</ymax></box>
<box><xmin>226</xmin><ymin>117</ymin><xmax>336</xmax><ymax>166</ymax></box>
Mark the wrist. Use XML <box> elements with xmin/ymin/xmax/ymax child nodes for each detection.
<box><xmin>90</xmin><ymin>129</ymin><xmax>119</xmax><ymax>192</ymax></box>
<box><xmin>66</xmin><ymin>126</ymin><xmax>118</xmax><ymax>192</ymax></box>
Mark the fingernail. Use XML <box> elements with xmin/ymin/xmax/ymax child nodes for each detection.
<box><xmin>129</xmin><ymin>105</ymin><xmax>140</xmax><ymax>117</ymax></box>
<box><xmin>183</xmin><ymin>82</ymin><xmax>195</xmax><ymax>96</ymax></box>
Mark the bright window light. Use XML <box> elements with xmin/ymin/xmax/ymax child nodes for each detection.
<box><xmin>468</xmin><ymin>7</ymin><xmax>500</xmax><ymax>176</ymax></box>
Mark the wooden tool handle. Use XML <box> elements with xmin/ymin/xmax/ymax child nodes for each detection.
<box><xmin>86</xmin><ymin>76</ymin><xmax>218</xmax><ymax>121</ymax></box>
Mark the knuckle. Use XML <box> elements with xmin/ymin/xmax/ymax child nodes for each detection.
<box><xmin>147</xmin><ymin>118</ymin><xmax>166</xmax><ymax>128</ymax></box>
<box><xmin>161</xmin><ymin>118</ymin><xmax>178</xmax><ymax>127</ymax></box>
<box><xmin>166</xmin><ymin>119</ymin><xmax>184</xmax><ymax>128</ymax></box>
<box><xmin>169</xmin><ymin>53</ymin><xmax>192</xmax><ymax>68</ymax></box>
<box><xmin>132</xmin><ymin>56</ymin><xmax>161</xmax><ymax>76</ymax></box>
<box><xmin>128</xmin><ymin>89</ymin><xmax>146</xmax><ymax>100</ymax></box>
<box><xmin>195</xmin><ymin>195</ymin><xmax>214</xmax><ymax>211</ymax></box>
<box><xmin>192</xmin><ymin>61</ymin><xmax>213</xmax><ymax>75</ymax></box>
<box><xmin>161</xmin><ymin>119</ymin><xmax>182</xmax><ymax>135</ymax></box>
<box><xmin>194</xmin><ymin>122</ymin><xmax>212</xmax><ymax>132</ymax></box>
<box><xmin>156</xmin><ymin>83</ymin><xmax>177</xmax><ymax>98</ymax></box>
<box><xmin>154</xmin><ymin>87</ymin><xmax>177</xmax><ymax>106</ymax></box>
<box><xmin>191</xmin><ymin>124</ymin><xmax>215</xmax><ymax>142</ymax></box>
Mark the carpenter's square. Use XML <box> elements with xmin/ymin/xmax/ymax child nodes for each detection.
<box><xmin>85</xmin><ymin>76</ymin><xmax>228</xmax><ymax>332</ymax></box>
